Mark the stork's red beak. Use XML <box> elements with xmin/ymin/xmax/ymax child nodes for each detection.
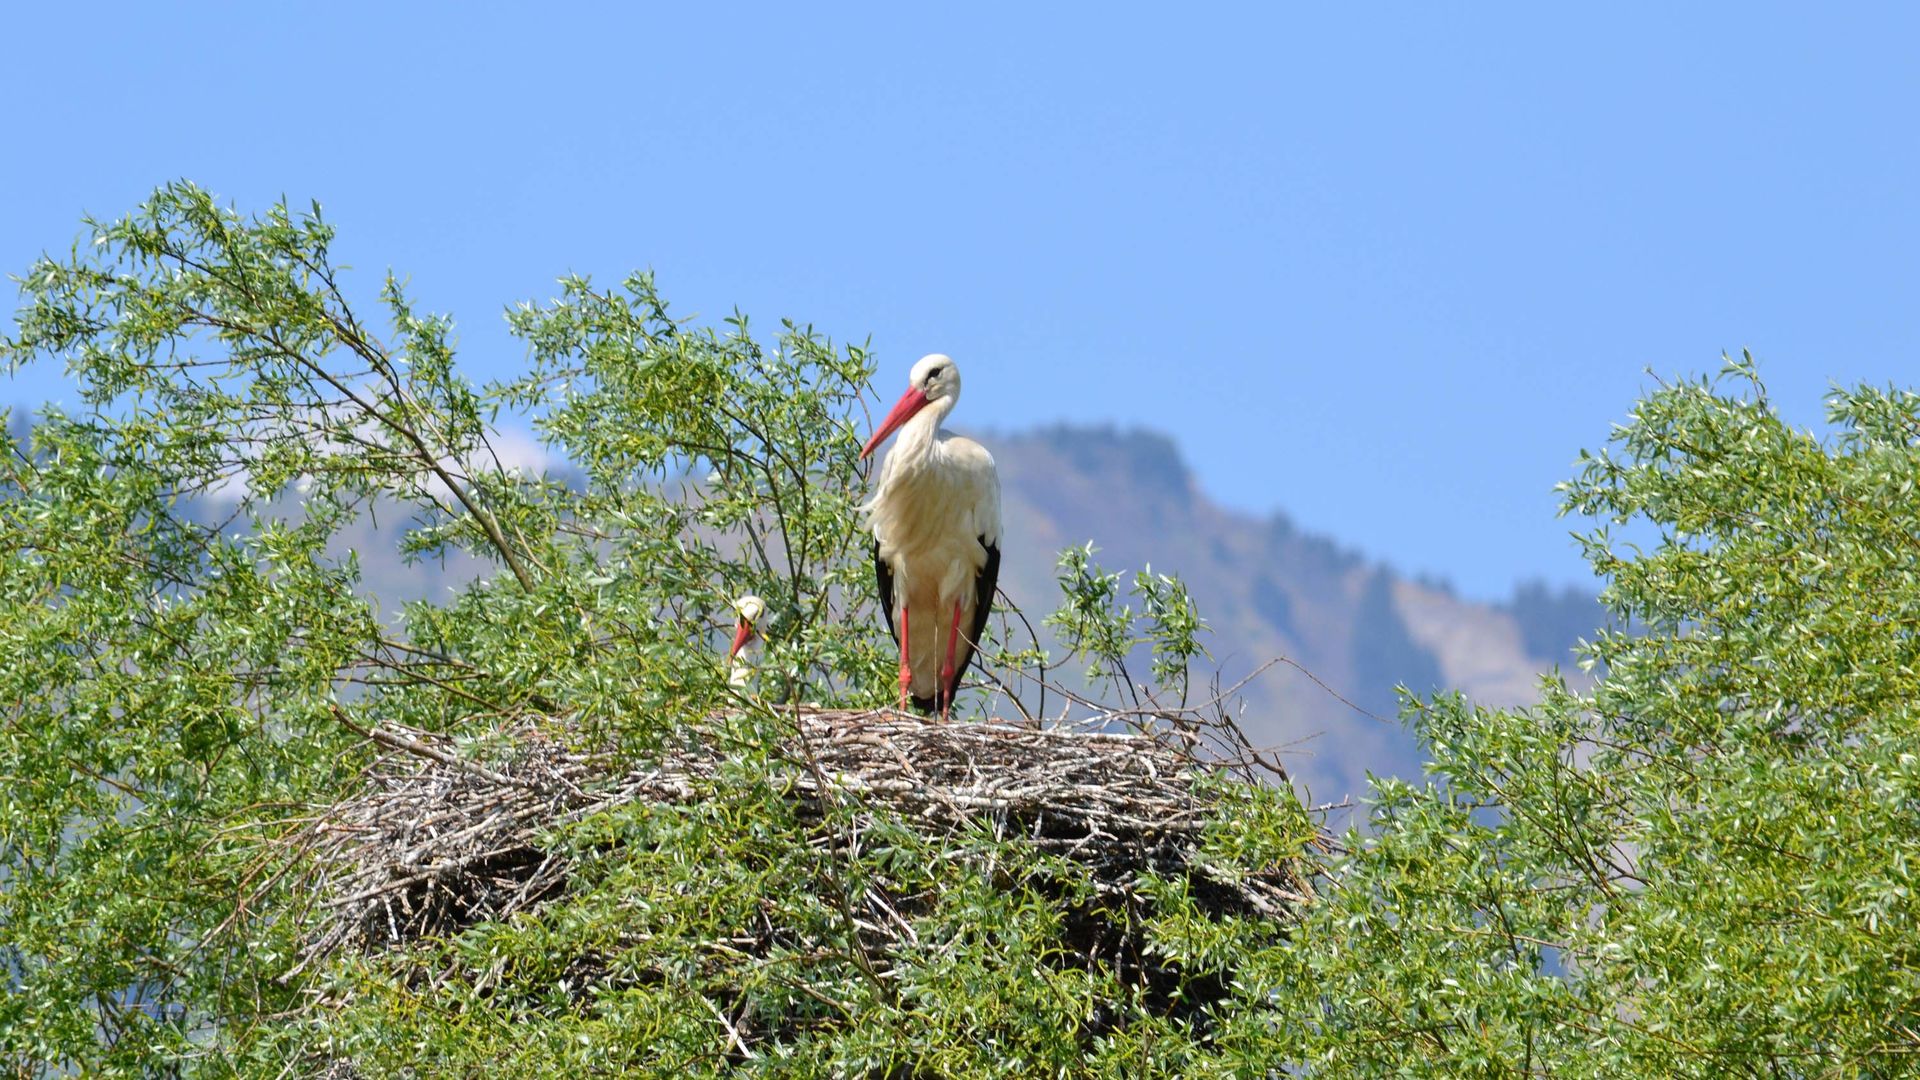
<box><xmin>728</xmin><ymin>617</ymin><xmax>754</xmax><ymax>661</ymax></box>
<box><xmin>861</xmin><ymin>387</ymin><xmax>931</xmax><ymax>459</ymax></box>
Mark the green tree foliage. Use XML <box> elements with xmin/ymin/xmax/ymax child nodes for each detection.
<box><xmin>0</xmin><ymin>184</ymin><xmax>1304</xmax><ymax>1076</ymax></box>
<box><xmin>1222</xmin><ymin>355</ymin><xmax>1920</xmax><ymax>1076</ymax></box>
<box><xmin>5</xmin><ymin>186</ymin><xmax>1916</xmax><ymax>1076</ymax></box>
<box><xmin>0</xmin><ymin>181</ymin><xmax>888</xmax><ymax>1072</ymax></box>
<box><xmin>1046</xmin><ymin>543</ymin><xmax>1208</xmax><ymax>708</ymax></box>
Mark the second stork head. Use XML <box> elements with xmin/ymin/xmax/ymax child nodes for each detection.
<box><xmin>728</xmin><ymin>593</ymin><xmax>766</xmax><ymax>688</ymax></box>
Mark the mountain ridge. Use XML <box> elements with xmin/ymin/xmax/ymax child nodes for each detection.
<box><xmin>7</xmin><ymin>408</ymin><xmax>1600</xmax><ymax>804</ymax></box>
<box><xmin>984</xmin><ymin>423</ymin><xmax>1603</xmax><ymax>802</ymax></box>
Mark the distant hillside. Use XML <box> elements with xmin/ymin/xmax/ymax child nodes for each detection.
<box><xmin>988</xmin><ymin>425</ymin><xmax>1606</xmax><ymax>805</ymax></box>
<box><xmin>14</xmin><ymin>399</ymin><xmax>1604</xmax><ymax>808</ymax></box>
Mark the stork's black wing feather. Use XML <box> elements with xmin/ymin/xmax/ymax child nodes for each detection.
<box><xmin>946</xmin><ymin>537</ymin><xmax>1001</xmax><ymax>704</ymax></box>
<box><xmin>874</xmin><ymin>540</ymin><xmax>897</xmax><ymax>644</ymax></box>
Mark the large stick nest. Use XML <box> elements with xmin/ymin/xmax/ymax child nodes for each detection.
<box><xmin>291</xmin><ymin>707</ymin><xmax>1313</xmax><ymax>976</ymax></box>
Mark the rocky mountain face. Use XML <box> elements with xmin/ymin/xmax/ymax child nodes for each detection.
<box><xmin>19</xmin><ymin>400</ymin><xmax>1601</xmax><ymax>810</ymax></box>
<box><xmin>987</xmin><ymin>425</ymin><xmax>1604</xmax><ymax>806</ymax></box>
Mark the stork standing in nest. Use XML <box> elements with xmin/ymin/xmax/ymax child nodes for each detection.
<box><xmin>861</xmin><ymin>355</ymin><xmax>1002</xmax><ymax>717</ymax></box>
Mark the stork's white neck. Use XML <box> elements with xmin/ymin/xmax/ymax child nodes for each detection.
<box><xmin>885</xmin><ymin>395</ymin><xmax>958</xmax><ymax>474</ymax></box>
<box><xmin>728</xmin><ymin>639</ymin><xmax>759</xmax><ymax>688</ymax></box>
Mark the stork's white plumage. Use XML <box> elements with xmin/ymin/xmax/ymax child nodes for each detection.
<box><xmin>861</xmin><ymin>354</ymin><xmax>1002</xmax><ymax>716</ymax></box>
<box><xmin>727</xmin><ymin>594</ymin><xmax>765</xmax><ymax>689</ymax></box>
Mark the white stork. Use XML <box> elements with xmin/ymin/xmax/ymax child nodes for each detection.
<box><xmin>726</xmin><ymin>593</ymin><xmax>765</xmax><ymax>690</ymax></box>
<box><xmin>861</xmin><ymin>354</ymin><xmax>1002</xmax><ymax>717</ymax></box>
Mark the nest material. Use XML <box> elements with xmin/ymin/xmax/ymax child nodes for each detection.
<box><xmin>293</xmin><ymin>707</ymin><xmax>1312</xmax><ymax>969</ymax></box>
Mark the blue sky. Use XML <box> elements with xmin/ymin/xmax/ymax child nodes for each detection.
<box><xmin>5</xmin><ymin>4</ymin><xmax>1916</xmax><ymax>599</ymax></box>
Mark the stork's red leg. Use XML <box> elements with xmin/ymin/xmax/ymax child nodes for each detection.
<box><xmin>939</xmin><ymin>597</ymin><xmax>964</xmax><ymax>719</ymax></box>
<box><xmin>897</xmin><ymin>604</ymin><xmax>912</xmax><ymax>712</ymax></box>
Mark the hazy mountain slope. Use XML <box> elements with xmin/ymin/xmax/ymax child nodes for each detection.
<box><xmin>27</xmin><ymin>401</ymin><xmax>1603</xmax><ymax>809</ymax></box>
<box><xmin>987</xmin><ymin>425</ymin><xmax>1602</xmax><ymax>804</ymax></box>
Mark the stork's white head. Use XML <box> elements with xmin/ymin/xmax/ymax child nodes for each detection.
<box><xmin>910</xmin><ymin>353</ymin><xmax>960</xmax><ymax>404</ymax></box>
<box><xmin>728</xmin><ymin>593</ymin><xmax>765</xmax><ymax>661</ymax></box>
<box><xmin>861</xmin><ymin>354</ymin><xmax>961</xmax><ymax>459</ymax></box>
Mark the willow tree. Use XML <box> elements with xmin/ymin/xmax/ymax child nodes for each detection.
<box><xmin>7</xmin><ymin>185</ymin><xmax>1915</xmax><ymax>1077</ymax></box>
<box><xmin>0</xmin><ymin>183</ymin><xmax>1297</xmax><ymax>1077</ymax></box>
<box><xmin>1213</xmin><ymin>356</ymin><xmax>1920</xmax><ymax>1077</ymax></box>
